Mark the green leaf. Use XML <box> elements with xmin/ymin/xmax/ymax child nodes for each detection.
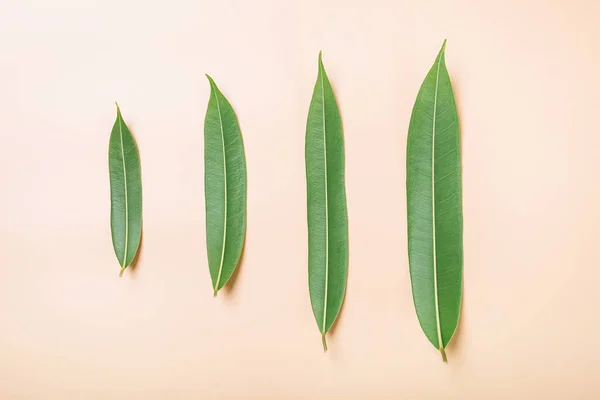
<box><xmin>109</xmin><ymin>103</ymin><xmax>143</xmax><ymax>277</ymax></box>
<box><xmin>406</xmin><ymin>40</ymin><xmax>463</xmax><ymax>362</ymax></box>
<box><xmin>305</xmin><ymin>52</ymin><xmax>349</xmax><ymax>351</ymax></box>
<box><xmin>204</xmin><ymin>75</ymin><xmax>247</xmax><ymax>297</ymax></box>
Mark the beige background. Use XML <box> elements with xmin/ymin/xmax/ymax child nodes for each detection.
<box><xmin>1</xmin><ymin>0</ymin><xmax>599</xmax><ymax>398</ymax></box>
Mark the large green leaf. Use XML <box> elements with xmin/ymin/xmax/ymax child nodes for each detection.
<box><xmin>204</xmin><ymin>75</ymin><xmax>247</xmax><ymax>296</ymax></box>
<box><xmin>306</xmin><ymin>52</ymin><xmax>349</xmax><ymax>351</ymax></box>
<box><xmin>406</xmin><ymin>40</ymin><xmax>463</xmax><ymax>362</ymax></box>
<box><xmin>109</xmin><ymin>104</ymin><xmax>143</xmax><ymax>277</ymax></box>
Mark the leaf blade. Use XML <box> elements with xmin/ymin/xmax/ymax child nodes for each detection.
<box><xmin>204</xmin><ymin>75</ymin><xmax>247</xmax><ymax>296</ymax></box>
<box><xmin>306</xmin><ymin>53</ymin><xmax>349</xmax><ymax>349</ymax></box>
<box><xmin>108</xmin><ymin>104</ymin><xmax>142</xmax><ymax>276</ymax></box>
<box><xmin>406</xmin><ymin>41</ymin><xmax>463</xmax><ymax>361</ymax></box>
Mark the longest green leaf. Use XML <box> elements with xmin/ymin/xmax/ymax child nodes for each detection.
<box><xmin>306</xmin><ymin>52</ymin><xmax>348</xmax><ymax>351</ymax></box>
<box><xmin>204</xmin><ymin>75</ymin><xmax>247</xmax><ymax>297</ymax></box>
<box><xmin>406</xmin><ymin>40</ymin><xmax>463</xmax><ymax>362</ymax></box>
<box><xmin>109</xmin><ymin>104</ymin><xmax>143</xmax><ymax>277</ymax></box>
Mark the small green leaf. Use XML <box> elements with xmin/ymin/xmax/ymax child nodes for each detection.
<box><xmin>108</xmin><ymin>103</ymin><xmax>143</xmax><ymax>277</ymax></box>
<box><xmin>306</xmin><ymin>52</ymin><xmax>349</xmax><ymax>351</ymax></box>
<box><xmin>406</xmin><ymin>40</ymin><xmax>463</xmax><ymax>362</ymax></box>
<box><xmin>204</xmin><ymin>75</ymin><xmax>247</xmax><ymax>296</ymax></box>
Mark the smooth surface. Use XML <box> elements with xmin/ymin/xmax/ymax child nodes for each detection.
<box><xmin>1</xmin><ymin>0</ymin><xmax>599</xmax><ymax>398</ymax></box>
<box><xmin>306</xmin><ymin>53</ymin><xmax>348</xmax><ymax>347</ymax></box>
<box><xmin>407</xmin><ymin>42</ymin><xmax>462</xmax><ymax>359</ymax></box>
<box><xmin>109</xmin><ymin>105</ymin><xmax>143</xmax><ymax>276</ymax></box>
<box><xmin>204</xmin><ymin>76</ymin><xmax>247</xmax><ymax>295</ymax></box>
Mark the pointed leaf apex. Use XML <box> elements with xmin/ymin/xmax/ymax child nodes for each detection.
<box><xmin>441</xmin><ymin>39</ymin><xmax>447</xmax><ymax>52</ymax></box>
<box><xmin>115</xmin><ymin>102</ymin><xmax>121</xmax><ymax>115</ymax></box>
<box><xmin>205</xmin><ymin>74</ymin><xmax>217</xmax><ymax>89</ymax></box>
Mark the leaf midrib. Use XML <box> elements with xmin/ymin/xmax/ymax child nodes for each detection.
<box><xmin>431</xmin><ymin>53</ymin><xmax>443</xmax><ymax>350</ymax></box>
<box><xmin>117</xmin><ymin>108</ymin><xmax>129</xmax><ymax>276</ymax></box>
<box><xmin>319</xmin><ymin>60</ymin><xmax>329</xmax><ymax>334</ymax></box>
<box><xmin>213</xmin><ymin>87</ymin><xmax>228</xmax><ymax>294</ymax></box>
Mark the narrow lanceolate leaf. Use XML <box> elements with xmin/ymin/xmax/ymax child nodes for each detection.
<box><xmin>406</xmin><ymin>40</ymin><xmax>463</xmax><ymax>362</ymax></box>
<box><xmin>306</xmin><ymin>52</ymin><xmax>348</xmax><ymax>351</ymax></box>
<box><xmin>204</xmin><ymin>75</ymin><xmax>247</xmax><ymax>297</ymax></box>
<box><xmin>109</xmin><ymin>103</ymin><xmax>143</xmax><ymax>277</ymax></box>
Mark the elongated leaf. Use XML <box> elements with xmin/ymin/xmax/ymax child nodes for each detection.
<box><xmin>109</xmin><ymin>103</ymin><xmax>143</xmax><ymax>277</ymax></box>
<box><xmin>406</xmin><ymin>40</ymin><xmax>463</xmax><ymax>362</ymax></box>
<box><xmin>306</xmin><ymin>52</ymin><xmax>348</xmax><ymax>351</ymax></box>
<box><xmin>204</xmin><ymin>75</ymin><xmax>247</xmax><ymax>296</ymax></box>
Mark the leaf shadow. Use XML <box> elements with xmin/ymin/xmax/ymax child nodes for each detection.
<box><xmin>325</xmin><ymin>56</ymin><xmax>347</xmax><ymax>343</ymax></box>
<box><xmin>450</xmin><ymin>72</ymin><xmax>464</xmax><ymax>147</ymax></box>
<box><xmin>327</xmin><ymin>295</ymin><xmax>346</xmax><ymax>339</ymax></box>
<box><xmin>445</xmin><ymin>284</ymin><xmax>465</xmax><ymax>360</ymax></box>
<box><xmin>116</xmin><ymin>111</ymin><xmax>144</xmax><ymax>279</ymax></box>
<box><xmin>444</xmin><ymin>64</ymin><xmax>466</xmax><ymax>360</ymax></box>
<box><xmin>126</xmin><ymin>228</ymin><xmax>143</xmax><ymax>278</ymax></box>
<box><xmin>324</xmin><ymin>246</ymin><xmax>350</xmax><ymax>353</ymax></box>
<box><xmin>221</xmin><ymin>232</ymin><xmax>247</xmax><ymax>299</ymax></box>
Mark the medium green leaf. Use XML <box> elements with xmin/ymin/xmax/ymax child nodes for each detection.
<box><xmin>406</xmin><ymin>40</ymin><xmax>463</xmax><ymax>362</ymax></box>
<box><xmin>109</xmin><ymin>103</ymin><xmax>143</xmax><ymax>277</ymax></box>
<box><xmin>306</xmin><ymin>52</ymin><xmax>349</xmax><ymax>351</ymax></box>
<box><xmin>204</xmin><ymin>75</ymin><xmax>247</xmax><ymax>297</ymax></box>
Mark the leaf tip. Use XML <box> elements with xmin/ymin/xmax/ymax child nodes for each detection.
<box><xmin>440</xmin><ymin>347</ymin><xmax>448</xmax><ymax>363</ymax></box>
<box><xmin>439</xmin><ymin>39</ymin><xmax>447</xmax><ymax>55</ymax></box>
<box><xmin>205</xmin><ymin>74</ymin><xmax>216</xmax><ymax>87</ymax></box>
<box><xmin>321</xmin><ymin>333</ymin><xmax>328</xmax><ymax>352</ymax></box>
<box><xmin>115</xmin><ymin>101</ymin><xmax>121</xmax><ymax>115</ymax></box>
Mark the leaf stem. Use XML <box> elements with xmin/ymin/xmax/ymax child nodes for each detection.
<box><xmin>322</xmin><ymin>333</ymin><xmax>328</xmax><ymax>352</ymax></box>
<box><xmin>440</xmin><ymin>347</ymin><xmax>447</xmax><ymax>363</ymax></box>
<box><xmin>213</xmin><ymin>288</ymin><xmax>218</xmax><ymax>297</ymax></box>
<box><xmin>119</xmin><ymin>265</ymin><xmax>126</xmax><ymax>277</ymax></box>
